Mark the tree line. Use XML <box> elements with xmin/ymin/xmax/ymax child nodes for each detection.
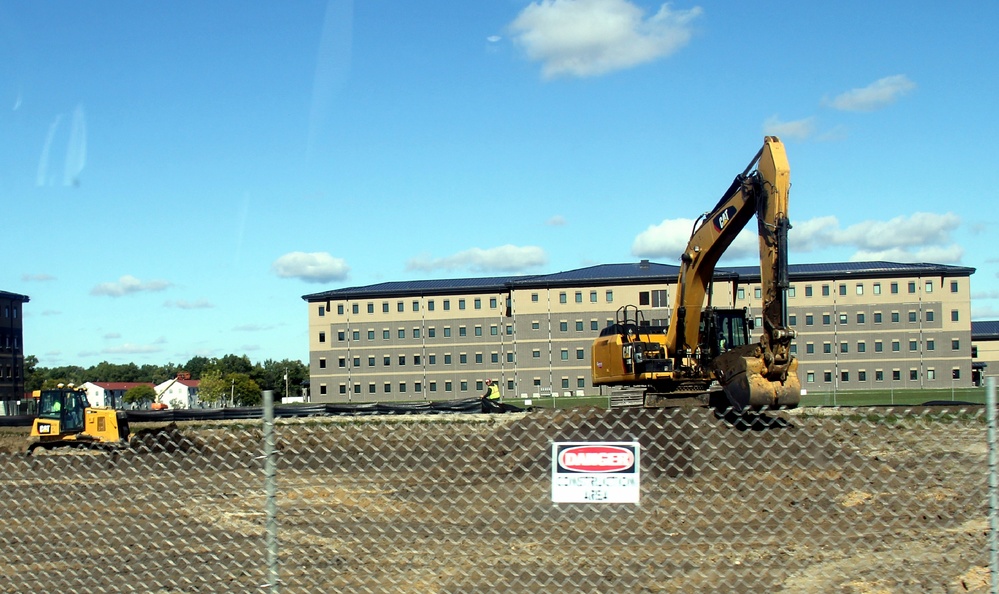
<box><xmin>24</xmin><ymin>354</ymin><xmax>309</xmax><ymax>407</ymax></box>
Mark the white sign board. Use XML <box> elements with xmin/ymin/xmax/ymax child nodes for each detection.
<box><xmin>551</xmin><ymin>441</ymin><xmax>640</xmax><ymax>504</ymax></box>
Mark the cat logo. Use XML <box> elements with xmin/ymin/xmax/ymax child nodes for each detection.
<box><xmin>713</xmin><ymin>206</ymin><xmax>737</xmax><ymax>232</ymax></box>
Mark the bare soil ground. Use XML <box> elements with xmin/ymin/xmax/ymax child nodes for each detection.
<box><xmin>0</xmin><ymin>406</ymin><xmax>990</xmax><ymax>593</ymax></box>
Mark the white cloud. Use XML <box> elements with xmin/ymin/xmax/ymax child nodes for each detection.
<box><xmin>272</xmin><ymin>251</ymin><xmax>350</xmax><ymax>283</ymax></box>
<box><xmin>509</xmin><ymin>0</ymin><xmax>702</xmax><ymax>79</ymax></box>
<box><xmin>102</xmin><ymin>342</ymin><xmax>164</xmax><ymax>355</ymax></box>
<box><xmin>487</xmin><ymin>35</ymin><xmax>502</xmax><ymax>43</ymax></box>
<box><xmin>545</xmin><ymin>215</ymin><xmax>567</xmax><ymax>226</ymax></box>
<box><xmin>631</xmin><ymin>218</ymin><xmax>758</xmax><ymax>261</ymax></box>
<box><xmin>165</xmin><ymin>299</ymin><xmax>214</xmax><ymax>309</ymax></box>
<box><xmin>406</xmin><ymin>245</ymin><xmax>548</xmax><ymax>273</ymax></box>
<box><xmin>233</xmin><ymin>324</ymin><xmax>274</xmax><ymax>332</ymax></box>
<box><xmin>827</xmin><ymin>75</ymin><xmax>916</xmax><ymax>112</ymax></box>
<box><xmin>103</xmin><ymin>332</ymin><xmax>121</xmax><ymax>340</ymax></box>
<box><xmin>21</xmin><ymin>273</ymin><xmax>56</xmax><ymax>282</ymax></box>
<box><xmin>791</xmin><ymin>212</ymin><xmax>964</xmax><ymax>263</ymax></box>
<box><xmin>90</xmin><ymin>275</ymin><xmax>172</xmax><ymax>297</ymax></box>
<box><xmin>763</xmin><ymin>116</ymin><xmax>816</xmax><ymax>140</ymax></box>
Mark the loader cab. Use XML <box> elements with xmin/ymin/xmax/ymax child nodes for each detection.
<box><xmin>37</xmin><ymin>389</ymin><xmax>88</xmax><ymax>434</ymax></box>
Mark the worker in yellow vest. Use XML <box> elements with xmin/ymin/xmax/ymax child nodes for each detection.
<box><xmin>481</xmin><ymin>379</ymin><xmax>501</xmax><ymax>412</ymax></box>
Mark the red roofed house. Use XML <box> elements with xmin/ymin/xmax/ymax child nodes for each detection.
<box><xmin>83</xmin><ymin>381</ymin><xmax>155</xmax><ymax>409</ymax></box>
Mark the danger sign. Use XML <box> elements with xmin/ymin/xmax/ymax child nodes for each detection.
<box><xmin>551</xmin><ymin>442</ymin><xmax>640</xmax><ymax>504</ymax></box>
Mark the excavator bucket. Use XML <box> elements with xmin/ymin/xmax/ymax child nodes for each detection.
<box><xmin>712</xmin><ymin>344</ymin><xmax>801</xmax><ymax>411</ymax></box>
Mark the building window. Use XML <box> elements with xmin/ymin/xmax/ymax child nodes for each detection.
<box><xmin>491</xmin><ymin>352</ymin><xmax>499</xmax><ymax>363</ymax></box>
<box><xmin>893</xmin><ymin>370</ymin><xmax>901</xmax><ymax>381</ymax></box>
<box><xmin>823</xmin><ymin>372</ymin><xmax>832</xmax><ymax>382</ymax></box>
<box><xmin>952</xmin><ymin>339</ymin><xmax>960</xmax><ymax>351</ymax></box>
<box><xmin>369</xmin><ymin>384</ymin><xmax>376</xmax><ymax>394</ymax></box>
<box><xmin>383</xmin><ymin>330</ymin><xmax>390</xmax><ymax>339</ymax></box>
<box><xmin>590</xmin><ymin>291</ymin><xmax>598</xmax><ymax>303</ymax></box>
<box><xmin>910</xmin><ymin>369</ymin><xmax>918</xmax><ymax>380</ymax></box>
<box><xmin>445</xmin><ymin>381</ymin><xmax>453</xmax><ymax>392</ymax></box>
<box><xmin>951</xmin><ymin>281</ymin><xmax>959</xmax><ymax>293</ymax></box>
<box><xmin>806</xmin><ymin>343</ymin><xmax>814</xmax><ymax>354</ymax></box>
<box><xmin>383</xmin><ymin>302</ymin><xmax>389</xmax><ymax>313</ymax></box>
<box><xmin>841</xmin><ymin>371</ymin><xmax>849</xmax><ymax>382</ymax></box>
<box><xmin>413</xmin><ymin>328</ymin><xmax>421</xmax><ymax>339</ymax></box>
<box><xmin>875</xmin><ymin>370</ymin><xmax>883</xmax><ymax>381</ymax></box>
<box><xmin>821</xmin><ymin>285</ymin><xmax>830</xmax><ymax>297</ymax></box>
<box><xmin>805</xmin><ymin>285</ymin><xmax>813</xmax><ymax>297</ymax></box>
<box><xmin>606</xmin><ymin>290</ymin><xmax>613</xmax><ymax>303</ymax></box>
<box><xmin>337</xmin><ymin>304</ymin><xmax>345</xmax><ymax>315</ymax></box>
<box><xmin>858</xmin><ymin>371</ymin><xmax>867</xmax><ymax>382</ymax></box>
<box><xmin>822</xmin><ymin>314</ymin><xmax>831</xmax><ymax>325</ymax></box>
<box><xmin>908</xmin><ymin>311</ymin><xmax>917</xmax><ymax>323</ymax></box>
<box><xmin>353</xmin><ymin>357</ymin><xmax>360</xmax><ymax>366</ymax></box>
<box><xmin>475</xmin><ymin>353</ymin><xmax>483</xmax><ymax>364</ymax></box>
<box><xmin>908</xmin><ymin>282</ymin><xmax>916</xmax><ymax>294</ymax></box>
<box><xmin>490</xmin><ymin>297</ymin><xmax>497</xmax><ymax>309</ymax></box>
<box><xmin>839</xmin><ymin>313</ymin><xmax>848</xmax><ymax>325</ymax></box>
<box><xmin>459</xmin><ymin>354</ymin><xmax>467</xmax><ymax>364</ymax></box>
<box><xmin>532</xmin><ymin>321</ymin><xmax>540</xmax><ymax>330</ymax></box>
<box><xmin>429</xmin><ymin>382</ymin><xmax>437</xmax><ymax>392</ymax></box>
<box><xmin>413</xmin><ymin>301</ymin><xmax>420</xmax><ymax>312</ymax></box>
<box><xmin>755</xmin><ymin>287</ymin><xmax>763</xmax><ymax>299</ymax></box>
<box><xmin>399</xmin><ymin>355</ymin><xmax>406</xmax><ymax>365</ymax></box>
<box><xmin>788</xmin><ymin>287</ymin><xmax>796</xmax><ymax>298</ymax></box>
<box><xmin>559</xmin><ymin>292</ymin><xmax>567</xmax><ymax>304</ymax></box>
<box><xmin>927</xmin><ymin>369</ymin><xmax>936</xmax><ymax>380</ymax></box>
<box><xmin>737</xmin><ymin>288</ymin><xmax>745</xmax><ymax>300</ymax></box>
<box><xmin>319</xmin><ymin>332</ymin><xmax>326</xmax><ymax>343</ymax></box>
<box><xmin>352</xmin><ymin>330</ymin><xmax>360</xmax><ymax>341</ymax></box>
<box><xmin>338</xmin><ymin>357</ymin><xmax>346</xmax><ymax>368</ymax></box>
<box><xmin>823</xmin><ymin>343</ymin><xmax>831</xmax><ymax>354</ymax></box>
<box><xmin>532</xmin><ymin>349</ymin><xmax>541</xmax><ymax>358</ymax></box>
<box><xmin>561</xmin><ymin>349</ymin><xmax>569</xmax><ymax>361</ymax></box>
<box><xmin>805</xmin><ymin>315</ymin><xmax>813</xmax><ymax>326</ymax></box>
<box><xmin>591</xmin><ymin>320</ymin><xmax>599</xmax><ymax>331</ymax></box>
<box><xmin>857</xmin><ymin>313</ymin><xmax>865</xmax><ymax>324</ymax></box>
<box><xmin>840</xmin><ymin>342</ymin><xmax>848</xmax><ymax>353</ymax></box>
<box><xmin>927</xmin><ymin>340</ymin><xmax>935</xmax><ymax>351</ymax></box>
<box><xmin>926</xmin><ymin>311</ymin><xmax>934</xmax><ymax>322</ymax></box>
<box><xmin>368</xmin><ymin>356</ymin><xmax>375</xmax><ymax>367</ymax></box>
<box><xmin>951</xmin><ymin>310</ymin><xmax>959</xmax><ymax>322</ymax></box>
<box><xmin>354</xmin><ymin>384</ymin><xmax>361</xmax><ymax>394</ymax></box>
<box><xmin>789</xmin><ymin>314</ymin><xmax>797</xmax><ymax>325</ymax></box>
<box><xmin>507</xmin><ymin>325</ymin><xmax>513</xmax><ymax>335</ymax></box>
<box><xmin>397</xmin><ymin>301</ymin><xmax>404</xmax><ymax>312</ymax></box>
<box><xmin>909</xmin><ymin>340</ymin><xmax>918</xmax><ymax>351</ymax></box>
<box><xmin>384</xmin><ymin>383</ymin><xmax>392</xmax><ymax>393</ymax></box>
<box><xmin>575</xmin><ymin>321</ymin><xmax>584</xmax><ymax>331</ymax></box>
<box><xmin>444</xmin><ymin>354</ymin><xmax>452</xmax><ymax>364</ymax></box>
<box><xmin>383</xmin><ymin>356</ymin><xmax>391</xmax><ymax>366</ymax></box>
<box><xmin>429</xmin><ymin>354</ymin><xmax>436</xmax><ymax>364</ymax></box>
<box><xmin>368</xmin><ymin>330</ymin><xmax>375</xmax><ymax>340</ymax></box>
<box><xmin>925</xmin><ymin>281</ymin><xmax>933</xmax><ymax>293</ymax></box>
<box><xmin>460</xmin><ymin>381</ymin><xmax>468</xmax><ymax>392</ymax></box>
<box><xmin>891</xmin><ymin>341</ymin><xmax>900</xmax><ymax>352</ymax></box>
<box><xmin>459</xmin><ymin>299</ymin><xmax>466</xmax><ymax>310</ymax></box>
<box><xmin>806</xmin><ymin>372</ymin><xmax>815</xmax><ymax>383</ymax></box>
<box><xmin>559</xmin><ymin>321</ymin><xmax>568</xmax><ymax>332</ymax></box>
<box><xmin>459</xmin><ymin>326</ymin><xmax>467</xmax><ymax>337</ymax></box>
<box><xmin>474</xmin><ymin>298</ymin><xmax>481</xmax><ymax>310</ymax></box>
<box><xmin>443</xmin><ymin>327</ymin><xmax>451</xmax><ymax>338</ymax></box>
<box><xmin>856</xmin><ymin>284</ymin><xmax>863</xmax><ymax>295</ymax></box>
<box><xmin>857</xmin><ymin>342</ymin><xmax>866</xmax><ymax>353</ymax></box>
<box><xmin>890</xmin><ymin>282</ymin><xmax>898</xmax><ymax>294</ymax></box>
<box><xmin>339</xmin><ymin>384</ymin><xmax>347</xmax><ymax>394</ymax></box>
<box><xmin>367</xmin><ymin>303</ymin><xmax>374</xmax><ymax>314</ymax></box>
<box><xmin>891</xmin><ymin>312</ymin><xmax>900</xmax><ymax>323</ymax></box>
<box><xmin>352</xmin><ymin>303</ymin><xmax>359</xmax><ymax>314</ymax></box>
<box><xmin>474</xmin><ymin>326</ymin><xmax>482</xmax><ymax>337</ymax></box>
<box><xmin>874</xmin><ymin>312</ymin><xmax>883</xmax><ymax>323</ymax></box>
<box><xmin>337</xmin><ymin>331</ymin><xmax>345</xmax><ymax>341</ymax></box>
<box><xmin>839</xmin><ymin>284</ymin><xmax>847</xmax><ymax>296</ymax></box>
<box><xmin>952</xmin><ymin>369</ymin><xmax>960</xmax><ymax>379</ymax></box>
<box><xmin>318</xmin><ymin>305</ymin><xmax>325</xmax><ymax>317</ymax></box>
<box><xmin>531</xmin><ymin>293</ymin><xmax>539</xmax><ymax>302</ymax></box>
<box><xmin>490</xmin><ymin>325</ymin><xmax>498</xmax><ymax>336</ymax></box>
<box><xmin>319</xmin><ymin>358</ymin><xmax>327</xmax><ymax>369</ymax></box>
<box><xmin>873</xmin><ymin>283</ymin><xmax>881</xmax><ymax>295</ymax></box>
<box><xmin>507</xmin><ymin>352</ymin><xmax>514</xmax><ymax>363</ymax></box>
<box><xmin>443</xmin><ymin>299</ymin><xmax>450</xmax><ymax>311</ymax></box>
<box><xmin>428</xmin><ymin>300</ymin><xmax>435</xmax><ymax>311</ymax></box>
<box><xmin>320</xmin><ymin>384</ymin><xmax>327</xmax><ymax>395</ymax></box>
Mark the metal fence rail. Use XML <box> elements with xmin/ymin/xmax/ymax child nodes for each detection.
<box><xmin>0</xmin><ymin>400</ymin><xmax>993</xmax><ymax>592</ymax></box>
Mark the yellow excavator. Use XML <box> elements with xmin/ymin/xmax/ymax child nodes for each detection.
<box><xmin>591</xmin><ymin>136</ymin><xmax>801</xmax><ymax>410</ymax></box>
<box><xmin>28</xmin><ymin>385</ymin><xmax>131</xmax><ymax>453</ymax></box>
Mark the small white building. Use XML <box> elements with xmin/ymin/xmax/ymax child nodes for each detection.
<box><xmin>82</xmin><ymin>382</ymin><xmax>155</xmax><ymax>409</ymax></box>
<box><xmin>155</xmin><ymin>376</ymin><xmax>201</xmax><ymax>409</ymax></box>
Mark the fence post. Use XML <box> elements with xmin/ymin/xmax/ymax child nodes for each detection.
<box><xmin>263</xmin><ymin>389</ymin><xmax>279</xmax><ymax>592</ymax></box>
<box><xmin>988</xmin><ymin>377</ymin><xmax>997</xmax><ymax>594</ymax></box>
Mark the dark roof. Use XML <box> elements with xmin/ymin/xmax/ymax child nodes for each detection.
<box><xmin>303</xmin><ymin>260</ymin><xmax>977</xmax><ymax>302</ymax></box>
<box><xmin>0</xmin><ymin>290</ymin><xmax>29</xmax><ymax>302</ymax></box>
<box><xmin>727</xmin><ymin>261</ymin><xmax>976</xmax><ymax>283</ymax></box>
<box><xmin>972</xmin><ymin>321</ymin><xmax>999</xmax><ymax>340</ymax></box>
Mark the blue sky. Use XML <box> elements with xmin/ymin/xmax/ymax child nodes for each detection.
<box><xmin>2</xmin><ymin>1</ymin><xmax>996</xmax><ymax>369</ymax></box>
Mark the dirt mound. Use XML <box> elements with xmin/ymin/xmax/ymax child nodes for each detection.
<box><xmin>129</xmin><ymin>423</ymin><xmax>205</xmax><ymax>453</ymax></box>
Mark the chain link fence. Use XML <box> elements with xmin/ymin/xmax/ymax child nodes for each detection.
<box><xmin>1</xmin><ymin>383</ymin><xmax>996</xmax><ymax>592</ymax></box>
